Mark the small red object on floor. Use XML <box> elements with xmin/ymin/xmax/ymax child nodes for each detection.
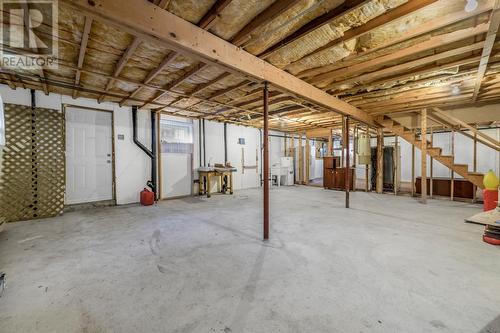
<box><xmin>482</xmin><ymin>189</ymin><xmax>498</xmax><ymax>211</ymax></box>
<box><xmin>140</xmin><ymin>188</ymin><xmax>154</xmax><ymax>206</ymax></box>
<box><xmin>483</xmin><ymin>235</ymin><xmax>500</xmax><ymax>245</ymax></box>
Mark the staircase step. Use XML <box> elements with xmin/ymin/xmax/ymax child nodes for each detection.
<box><xmin>436</xmin><ymin>155</ymin><xmax>454</xmax><ymax>165</ymax></box>
<box><xmin>380</xmin><ymin>116</ymin><xmax>486</xmax><ymax>190</ymax></box>
<box><xmin>467</xmin><ymin>174</ymin><xmax>485</xmax><ymax>189</ymax></box>
<box><xmin>427</xmin><ymin>147</ymin><xmax>442</xmax><ymax>155</ymax></box>
<box><xmin>452</xmin><ymin>164</ymin><xmax>469</xmax><ymax>175</ymax></box>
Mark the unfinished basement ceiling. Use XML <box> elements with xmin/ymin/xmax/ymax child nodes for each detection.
<box><xmin>1</xmin><ymin>0</ymin><xmax>500</xmax><ymax>133</ymax></box>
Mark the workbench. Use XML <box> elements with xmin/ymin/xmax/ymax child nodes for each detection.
<box><xmin>198</xmin><ymin>167</ymin><xmax>235</xmax><ymax>198</ymax></box>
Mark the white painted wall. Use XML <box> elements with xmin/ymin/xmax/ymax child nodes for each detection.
<box><xmin>404</xmin><ymin>129</ymin><xmax>500</xmax><ymax>181</ymax></box>
<box><xmin>195</xmin><ymin>121</ymin><xmax>262</xmax><ymax>190</ymax></box>
<box><xmin>0</xmin><ymin>85</ymin><xmax>151</xmax><ymax>205</ymax></box>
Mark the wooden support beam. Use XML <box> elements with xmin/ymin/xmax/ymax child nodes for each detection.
<box><xmin>333</xmin><ymin>55</ymin><xmax>483</xmax><ymax>96</ymax></box>
<box><xmin>288</xmin><ymin>0</ymin><xmax>439</xmax><ymax>67</ymax></box>
<box><xmin>66</xmin><ymin>0</ymin><xmax>375</xmax><ymax>125</ymax></box>
<box><xmin>376</xmin><ymin>128</ymin><xmax>383</xmax><ymax>194</ymax></box>
<box><xmin>73</xmin><ymin>16</ymin><xmax>92</xmax><ymax>99</ymax></box>
<box><xmin>120</xmin><ymin>51</ymin><xmax>178</xmax><ymax>105</ymax></box>
<box><xmin>198</xmin><ymin>0</ymin><xmax>233</xmax><ymax>29</ymax></box>
<box><xmin>421</xmin><ymin>108</ymin><xmax>427</xmax><ymax>204</ymax></box>
<box><xmin>99</xmin><ymin>37</ymin><xmax>141</xmax><ymax>103</ymax></box>
<box><xmin>298</xmin><ymin>0</ymin><xmax>494</xmax><ymax>79</ymax></box>
<box><xmin>326</xmin><ymin>42</ymin><xmax>485</xmax><ymax>91</ymax></box>
<box><xmin>190</xmin><ymin>72</ymin><xmax>231</xmax><ymax>96</ymax></box>
<box><xmin>258</xmin><ymin>0</ymin><xmax>369</xmax><ymax>58</ymax></box>
<box><xmin>473</xmin><ymin>0</ymin><xmax>500</xmax><ymax>101</ymax></box>
<box><xmin>231</xmin><ymin>0</ymin><xmax>301</xmax><ymax>47</ymax></box>
<box><xmin>311</xmin><ymin>24</ymin><xmax>489</xmax><ymax>86</ymax></box>
<box><xmin>142</xmin><ymin>63</ymin><xmax>208</xmax><ymax>108</ymax></box>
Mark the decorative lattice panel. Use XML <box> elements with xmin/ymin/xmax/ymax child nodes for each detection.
<box><xmin>0</xmin><ymin>104</ymin><xmax>65</xmax><ymax>222</ymax></box>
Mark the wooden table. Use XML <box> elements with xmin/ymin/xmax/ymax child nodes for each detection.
<box><xmin>198</xmin><ymin>169</ymin><xmax>234</xmax><ymax>198</ymax></box>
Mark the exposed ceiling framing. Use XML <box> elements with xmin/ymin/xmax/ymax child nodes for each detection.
<box><xmin>1</xmin><ymin>0</ymin><xmax>499</xmax><ymax>133</ymax></box>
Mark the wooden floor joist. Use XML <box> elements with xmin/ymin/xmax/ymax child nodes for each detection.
<box><xmin>472</xmin><ymin>0</ymin><xmax>500</xmax><ymax>101</ymax></box>
<box><xmin>64</xmin><ymin>0</ymin><xmax>375</xmax><ymax>126</ymax></box>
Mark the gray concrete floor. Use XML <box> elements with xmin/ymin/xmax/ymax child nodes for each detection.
<box><xmin>0</xmin><ymin>186</ymin><xmax>499</xmax><ymax>333</ymax></box>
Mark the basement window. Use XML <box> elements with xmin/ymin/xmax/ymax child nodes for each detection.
<box><xmin>160</xmin><ymin>118</ymin><xmax>193</xmax><ymax>154</ymax></box>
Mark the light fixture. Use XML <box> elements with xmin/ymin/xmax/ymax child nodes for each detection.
<box><xmin>465</xmin><ymin>0</ymin><xmax>478</xmax><ymax>12</ymax></box>
<box><xmin>451</xmin><ymin>84</ymin><xmax>461</xmax><ymax>95</ymax></box>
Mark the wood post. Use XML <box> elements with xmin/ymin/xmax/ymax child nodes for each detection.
<box><xmin>353</xmin><ymin>124</ymin><xmax>357</xmax><ymax>192</ymax></box>
<box><xmin>263</xmin><ymin>82</ymin><xmax>269</xmax><ymax>240</ymax></box>
<box><xmin>450</xmin><ymin>128</ymin><xmax>455</xmax><ymax>202</ymax></box>
<box><xmin>341</xmin><ymin>117</ymin><xmax>345</xmax><ymax>167</ymax></box>
<box><xmin>305</xmin><ymin>136</ymin><xmax>310</xmax><ymax>185</ymax></box>
<box><xmin>366</xmin><ymin>125</ymin><xmax>369</xmax><ymax>192</ymax></box>
<box><xmin>327</xmin><ymin>128</ymin><xmax>333</xmax><ymax>157</ymax></box>
<box><xmin>298</xmin><ymin>134</ymin><xmax>303</xmax><ymax>184</ymax></box>
<box><xmin>473</xmin><ymin>128</ymin><xmax>477</xmax><ymax>203</ymax></box>
<box><xmin>411</xmin><ymin>139</ymin><xmax>415</xmax><ymax>197</ymax></box>
<box><xmin>421</xmin><ymin>108</ymin><xmax>427</xmax><ymax>204</ymax></box>
<box><xmin>430</xmin><ymin>126</ymin><xmax>433</xmax><ymax>199</ymax></box>
<box><xmin>394</xmin><ymin>135</ymin><xmax>398</xmax><ymax>196</ymax></box>
<box><xmin>284</xmin><ymin>133</ymin><xmax>287</xmax><ymax>157</ymax></box>
<box><xmin>376</xmin><ymin>127</ymin><xmax>383</xmax><ymax>194</ymax></box>
<box><xmin>345</xmin><ymin>116</ymin><xmax>350</xmax><ymax>208</ymax></box>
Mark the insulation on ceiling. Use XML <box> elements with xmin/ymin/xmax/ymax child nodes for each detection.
<box><xmin>283</xmin><ymin>0</ymin><xmax>410</xmax><ymax>74</ymax></box>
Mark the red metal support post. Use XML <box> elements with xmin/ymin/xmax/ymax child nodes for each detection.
<box><xmin>263</xmin><ymin>82</ymin><xmax>270</xmax><ymax>240</ymax></box>
<box><xmin>345</xmin><ymin>116</ymin><xmax>350</xmax><ymax>208</ymax></box>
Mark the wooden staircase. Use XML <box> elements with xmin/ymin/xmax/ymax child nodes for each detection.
<box><xmin>375</xmin><ymin>116</ymin><xmax>485</xmax><ymax>189</ymax></box>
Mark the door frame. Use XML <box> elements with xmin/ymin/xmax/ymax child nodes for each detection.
<box><xmin>158</xmin><ymin>112</ymin><xmax>194</xmax><ymax>200</ymax></box>
<box><xmin>62</xmin><ymin>104</ymin><xmax>117</xmax><ymax>205</ymax></box>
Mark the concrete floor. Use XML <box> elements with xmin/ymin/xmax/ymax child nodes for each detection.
<box><xmin>0</xmin><ymin>186</ymin><xmax>499</xmax><ymax>333</ymax></box>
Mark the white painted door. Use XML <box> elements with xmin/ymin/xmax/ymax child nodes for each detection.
<box><xmin>66</xmin><ymin>107</ymin><xmax>113</xmax><ymax>204</ymax></box>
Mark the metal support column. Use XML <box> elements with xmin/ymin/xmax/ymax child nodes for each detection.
<box><xmin>263</xmin><ymin>82</ymin><xmax>269</xmax><ymax>240</ymax></box>
<box><xmin>345</xmin><ymin>116</ymin><xmax>350</xmax><ymax>208</ymax></box>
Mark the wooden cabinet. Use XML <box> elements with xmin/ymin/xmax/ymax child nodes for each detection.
<box><xmin>323</xmin><ymin>156</ymin><xmax>340</xmax><ymax>169</ymax></box>
<box><xmin>415</xmin><ymin>177</ymin><xmax>474</xmax><ymax>199</ymax></box>
<box><xmin>323</xmin><ymin>157</ymin><xmax>354</xmax><ymax>190</ymax></box>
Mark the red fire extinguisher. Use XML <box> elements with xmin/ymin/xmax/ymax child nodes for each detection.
<box><xmin>140</xmin><ymin>188</ymin><xmax>154</xmax><ymax>206</ymax></box>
